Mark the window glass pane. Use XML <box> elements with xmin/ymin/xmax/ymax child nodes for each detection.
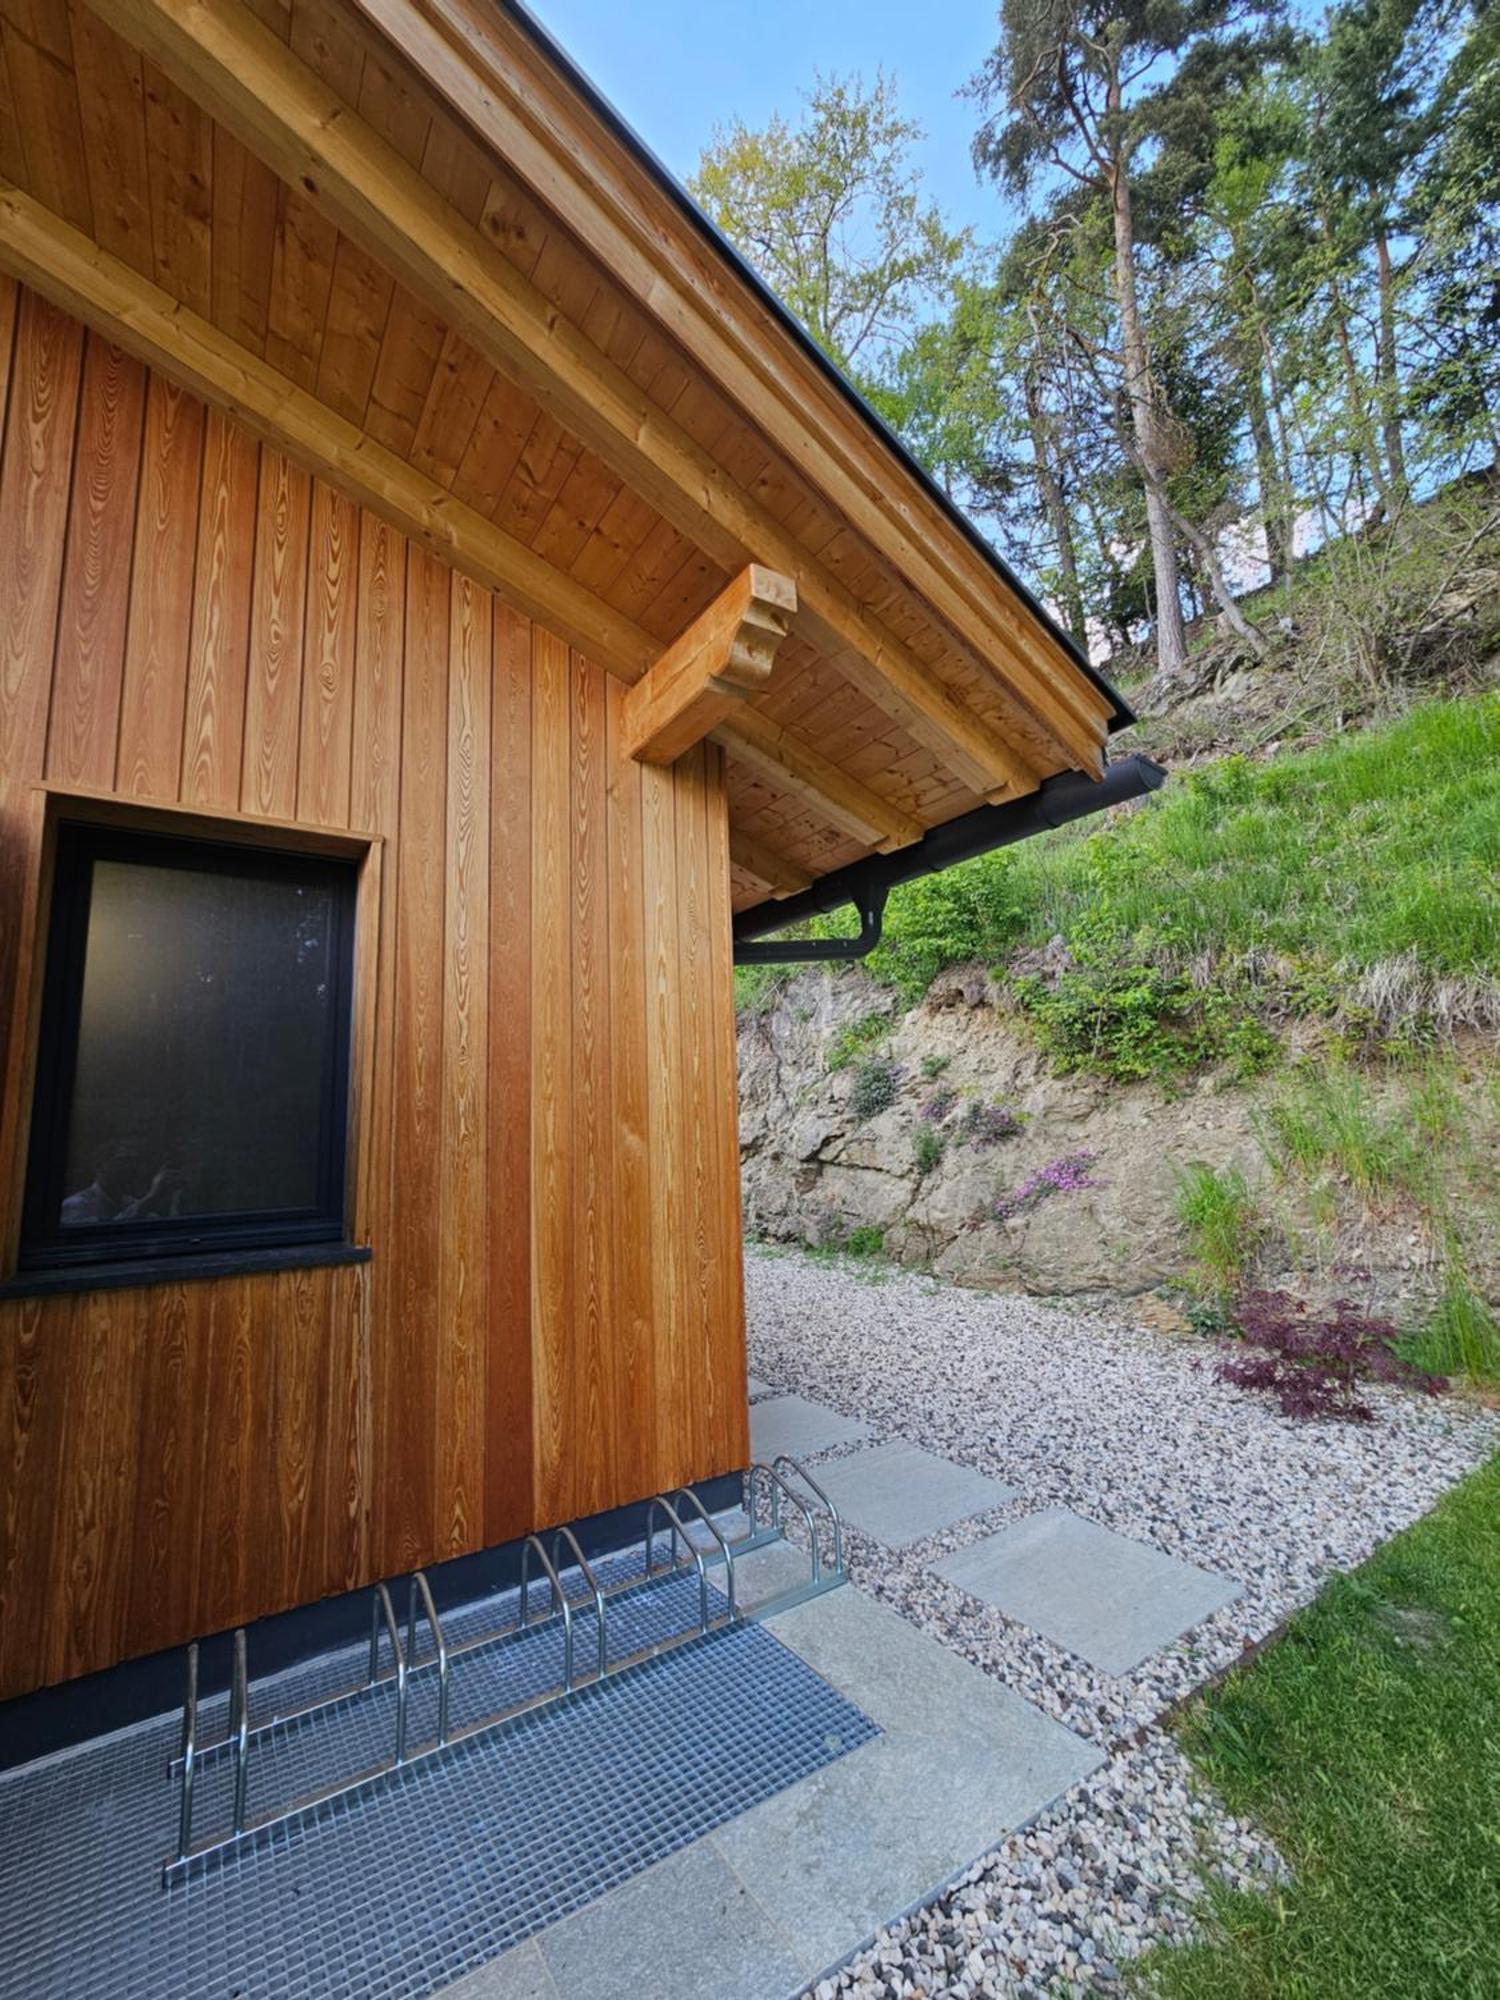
<box><xmin>58</xmin><ymin>856</ymin><xmax>338</xmax><ymax>1229</ymax></box>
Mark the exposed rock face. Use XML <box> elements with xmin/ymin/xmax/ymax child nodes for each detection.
<box><xmin>737</xmin><ymin>965</ymin><xmax>1465</xmax><ymax>1315</ymax></box>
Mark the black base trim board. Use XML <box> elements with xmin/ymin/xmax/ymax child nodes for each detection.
<box><xmin>0</xmin><ymin>1472</ymin><xmax>742</xmax><ymax>1771</ymax></box>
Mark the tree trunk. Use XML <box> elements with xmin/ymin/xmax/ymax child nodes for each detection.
<box><xmin>1244</xmin><ymin>347</ymin><xmax>1290</xmax><ymax>584</ymax></box>
<box><xmin>1319</xmin><ymin>211</ymin><xmax>1389</xmax><ymax>517</ymax></box>
<box><xmin>1373</xmin><ymin>230</ymin><xmax>1410</xmax><ymax>504</ymax></box>
<box><xmin>1107</xmin><ymin>128</ymin><xmax>1186</xmax><ymax>675</ymax></box>
<box><xmin>1024</xmin><ymin>372</ymin><xmax>1088</xmax><ymax>647</ymax></box>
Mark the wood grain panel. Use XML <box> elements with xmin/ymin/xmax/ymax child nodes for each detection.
<box><xmin>70</xmin><ymin>8</ymin><xmax>154</xmax><ymax>280</ymax></box>
<box><xmin>116</xmin><ymin>370</ymin><xmax>203</xmax><ymax>798</ymax></box>
<box><xmin>569</xmin><ymin>652</ymin><xmax>612</xmax><ymax>1517</ymax></box>
<box><xmin>119</xmin><ymin>1281</ymin><xmax>204</xmax><ymax>1662</ymax></box>
<box><xmin>379</xmin><ymin>543</ymin><xmax>447</xmax><ymax>1571</ymax></box>
<box><xmin>527</xmin><ymin>624</ymin><xmax>572</xmax><ymax>1526</ymax></box>
<box><xmin>348</xmin><ymin>510</ymin><xmax>404</xmax><ymax>1246</ymax></box>
<box><xmin>297</xmin><ymin>479</ymin><xmax>358</xmax><ymax>825</ymax></box>
<box><xmin>483</xmin><ymin>600</ymin><xmax>530</xmax><ymax>1543</ymax></box>
<box><xmin>209</xmin><ymin>126</ymin><xmax>278</xmax><ymax>355</ymax></box>
<box><xmin>181</xmin><ymin>408</ymin><xmax>260</xmax><ymax>807</ymax></box>
<box><xmin>0</xmin><ymin>288</ymin><xmax>82</xmax><ymax>1092</ymax></box>
<box><xmin>142</xmin><ymin>60</ymin><xmax>214</xmax><ymax>320</ymax></box>
<box><xmin>3</xmin><ymin>20</ymin><xmax>93</xmax><ymax>233</ymax></box>
<box><xmin>437</xmin><ymin>573</ymin><xmax>489</xmax><ymax>1553</ymax></box>
<box><xmin>604</xmin><ymin>675</ymin><xmax>655</xmax><ymax>1498</ymax></box>
<box><xmin>0</xmin><ymin>291</ymin><xmax>750</xmax><ymax>1700</ymax></box>
<box><xmin>45</xmin><ymin>336</ymin><xmax>146</xmax><ymax>789</ymax></box>
<box><xmin>639</xmin><ymin>752</ymin><xmax>685</xmax><ymax>1488</ymax></box>
<box><xmin>241</xmin><ymin>446</ymin><xmax>310</xmax><ymax>816</ymax></box>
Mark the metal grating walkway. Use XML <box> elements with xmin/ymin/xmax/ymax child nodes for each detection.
<box><xmin>0</xmin><ymin>1561</ymin><xmax>878</xmax><ymax>2000</ymax></box>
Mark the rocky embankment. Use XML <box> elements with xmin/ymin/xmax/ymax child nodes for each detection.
<box><xmin>737</xmin><ymin>964</ymin><xmax>1462</xmax><ymax>1317</ymax></box>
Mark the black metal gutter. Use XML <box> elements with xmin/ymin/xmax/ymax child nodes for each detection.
<box><xmin>733</xmin><ymin>754</ymin><xmax>1167</xmax><ymax>965</ymax></box>
<box><xmin>498</xmin><ymin>0</ymin><xmax>1134</xmax><ymax>732</ymax></box>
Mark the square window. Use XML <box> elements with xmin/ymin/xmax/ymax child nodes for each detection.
<box><xmin>19</xmin><ymin>821</ymin><xmax>358</xmax><ymax>1272</ymax></box>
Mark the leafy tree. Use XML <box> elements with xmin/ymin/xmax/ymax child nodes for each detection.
<box><xmin>691</xmin><ymin>1</ymin><xmax>1497</xmax><ymax>678</ymax></box>
<box><xmin>971</xmin><ymin>0</ymin><xmax>1284</xmax><ymax>669</ymax></box>
<box><xmin>1407</xmin><ymin>1</ymin><xmax>1500</xmax><ymax>451</ymax></box>
<box><xmin>689</xmin><ymin>72</ymin><xmax>969</xmax><ymax>384</ymax></box>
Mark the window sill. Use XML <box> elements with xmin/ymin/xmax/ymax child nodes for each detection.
<box><xmin>0</xmin><ymin>1241</ymin><xmax>372</xmax><ymax>1300</ymax></box>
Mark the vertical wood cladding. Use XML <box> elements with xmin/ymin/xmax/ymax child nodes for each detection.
<box><xmin>0</xmin><ymin>284</ymin><xmax>749</xmax><ymax>1700</ymax></box>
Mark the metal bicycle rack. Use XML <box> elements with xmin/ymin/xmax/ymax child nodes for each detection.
<box><xmin>164</xmin><ymin>1456</ymin><xmax>845</xmax><ymax>1883</ymax></box>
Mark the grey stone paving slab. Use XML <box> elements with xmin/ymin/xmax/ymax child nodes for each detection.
<box><xmin>440</xmin><ymin>1580</ymin><xmax>1099</xmax><ymax>2000</ymax></box>
<box><xmin>535</xmin><ymin>1841</ymin><xmax>801</xmax><ymax>2000</ymax></box>
<box><xmin>750</xmin><ymin>1392</ymin><xmax>873</xmax><ymax>1462</ymax></box>
<box><xmin>747</xmin><ymin>1374</ymin><xmax>772</xmax><ymax>1399</ymax></box>
<box><xmin>438</xmin><ymin>1941</ymin><xmax>559</xmax><ymax>1999</ymax></box>
<box><xmin>933</xmin><ymin>1507</ymin><xmax>1243</xmax><ymax>1674</ymax></box>
<box><xmin>711</xmin><ymin>1583</ymin><xmax>1102</xmax><ymax>1977</ymax></box>
<box><xmin>810</xmin><ymin>1439</ymin><xmax>1018</xmax><ymax>1548</ymax></box>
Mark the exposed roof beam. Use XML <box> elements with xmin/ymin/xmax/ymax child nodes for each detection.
<box><xmin>351</xmin><ymin>0</ymin><xmax>1115</xmax><ymax>754</ymax></box>
<box><xmin>728</xmin><ymin>830</ymin><xmax>813</xmax><ymax>899</ymax></box>
<box><xmin>0</xmin><ymin>182</ymin><xmax>931</xmax><ymax>859</ymax></box>
<box><xmin>81</xmin><ymin>0</ymin><xmax>1071</xmax><ymax>798</ymax></box>
<box><xmin>623</xmin><ymin>565</ymin><xmax>795</xmax><ymax>766</ymax></box>
<box><xmin>0</xmin><ymin>179</ymin><xmax>654</xmax><ymax>673</ymax></box>
<box><xmin>711</xmin><ymin>709</ymin><xmax>923</xmax><ymax>853</ymax></box>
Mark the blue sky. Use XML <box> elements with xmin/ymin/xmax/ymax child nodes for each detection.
<box><xmin>526</xmin><ymin>0</ymin><xmax>1011</xmax><ymax>242</ymax></box>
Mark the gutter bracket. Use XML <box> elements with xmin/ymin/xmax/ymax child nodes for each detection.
<box><xmin>732</xmin><ymin>883</ymin><xmax>887</xmax><ymax>966</ymax></box>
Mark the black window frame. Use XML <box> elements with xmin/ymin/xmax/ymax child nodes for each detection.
<box><xmin>18</xmin><ymin>820</ymin><xmax>358</xmax><ymax>1276</ymax></box>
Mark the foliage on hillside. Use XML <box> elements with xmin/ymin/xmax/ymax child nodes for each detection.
<box><xmin>696</xmin><ymin>1</ymin><xmax>1500</xmax><ymax>678</ymax></box>
<box><xmin>738</xmin><ymin>693</ymin><xmax>1500</xmax><ymax>1083</ymax></box>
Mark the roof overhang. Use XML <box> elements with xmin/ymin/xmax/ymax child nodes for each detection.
<box><xmin>0</xmin><ymin>0</ymin><xmax>1138</xmax><ymax>916</ymax></box>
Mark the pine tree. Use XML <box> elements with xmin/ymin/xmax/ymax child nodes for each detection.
<box><xmin>971</xmin><ymin>0</ymin><xmax>1283</xmax><ymax>673</ymax></box>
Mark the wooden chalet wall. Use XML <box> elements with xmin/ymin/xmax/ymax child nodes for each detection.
<box><xmin>0</xmin><ymin>282</ymin><xmax>748</xmax><ymax>1701</ymax></box>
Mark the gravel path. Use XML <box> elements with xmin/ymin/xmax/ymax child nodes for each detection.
<box><xmin>744</xmin><ymin>1247</ymin><xmax>1499</xmax><ymax>1998</ymax></box>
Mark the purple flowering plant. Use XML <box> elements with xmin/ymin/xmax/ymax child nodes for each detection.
<box><xmin>994</xmin><ymin>1150</ymin><xmax>1099</xmax><ymax>1221</ymax></box>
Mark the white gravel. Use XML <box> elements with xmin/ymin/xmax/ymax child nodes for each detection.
<box><xmin>745</xmin><ymin>1247</ymin><xmax>1500</xmax><ymax>1997</ymax></box>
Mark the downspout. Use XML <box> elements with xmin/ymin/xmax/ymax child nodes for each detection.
<box><xmin>732</xmin><ymin>753</ymin><xmax>1167</xmax><ymax>966</ymax></box>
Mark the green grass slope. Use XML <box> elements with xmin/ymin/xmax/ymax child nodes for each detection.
<box><xmin>741</xmin><ymin>694</ymin><xmax>1500</xmax><ymax>1079</ymax></box>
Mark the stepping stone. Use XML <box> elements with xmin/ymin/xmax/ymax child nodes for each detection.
<box><xmin>931</xmin><ymin>1508</ymin><xmax>1242</xmax><ymax>1674</ymax></box>
<box><xmin>746</xmin><ymin>1374</ymin><xmax>772</xmax><ymax>1400</ymax></box>
<box><xmin>808</xmin><ymin>1440</ymin><xmax>1017</xmax><ymax>1549</ymax></box>
<box><xmin>750</xmin><ymin>1393</ymin><xmax>872</xmax><ymax>1463</ymax></box>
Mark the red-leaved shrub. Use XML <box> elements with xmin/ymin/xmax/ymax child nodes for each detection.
<box><xmin>1216</xmin><ymin>1290</ymin><xmax>1447</xmax><ymax>1422</ymax></box>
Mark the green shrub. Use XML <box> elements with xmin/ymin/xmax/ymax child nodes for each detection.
<box><xmin>844</xmin><ymin>1224</ymin><xmax>885</xmax><ymax>1258</ymax></box>
<box><xmin>1175</xmin><ymin>1162</ymin><xmax>1263</xmax><ymax>1296</ymax></box>
<box><xmin>1013</xmin><ymin>925</ymin><xmax>1278</xmax><ymax>1084</ymax></box>
<box><xmin>912</xmin><ymin>1126</ymin><xmax>945</xmax><ymax>1177</ymax></box>
<box><xmin>826</xmin><ymin>1010</ymin><xmax>891</xmax><ymax>1072</ymax></box>
<box><xmin>848</xmin><ymin>1055</ymin><xmax>901</xmax><ymax>1119</ymax></box>
<box><xmin>920</xmin><ymin>1053</ymin><xmax>951</xmax><ymax>1079</ymax></box>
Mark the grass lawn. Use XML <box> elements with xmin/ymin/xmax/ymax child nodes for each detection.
<box><xmin>1142</xmin><ymin>1450</ymin><xmax>1500</xmax><ymax>1999</ymax></box>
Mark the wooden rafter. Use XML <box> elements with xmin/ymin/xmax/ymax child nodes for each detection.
<box><xmin>78</xmin><ymin>0</ymin><xmax>1071</xmax><ymax>799</ymax></box>
<box><xmin>349</xmin><ymin>0</ymin><xmax>1116</xmax><ymax>757</ymax></box>
<box><xmin>623</xmin><ymin>565</ymin><xmax>795</xmax><ymax>766</ymax></box>
<box><xmin>728</xmin><ymin>830</ymin><xmax>813</xmax><ymax>899</ymax></box>
<box><xmin>712</xmin><ymin>709</ymin><xmax>922</xmax><ymax>853</ymax></box>
<box><xmin>0</xmin><ymin>181</ymin><xmax>657</xmax><ymax>674</ymax></box>
<box><xmin>0</xmin><ymin>185</ymin><xmax>933</xmax><ymax>858</ymax></box>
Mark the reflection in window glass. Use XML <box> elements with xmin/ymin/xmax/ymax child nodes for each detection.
<box><xmin>21</xmin><ymin>825</ymin><xmax>355</xmax><ymax>1270</ymax></box>
<box><xmin>62</xmin><ymin>862</ymin><xmax>336</xmax><ymax>1226</ymax></box>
